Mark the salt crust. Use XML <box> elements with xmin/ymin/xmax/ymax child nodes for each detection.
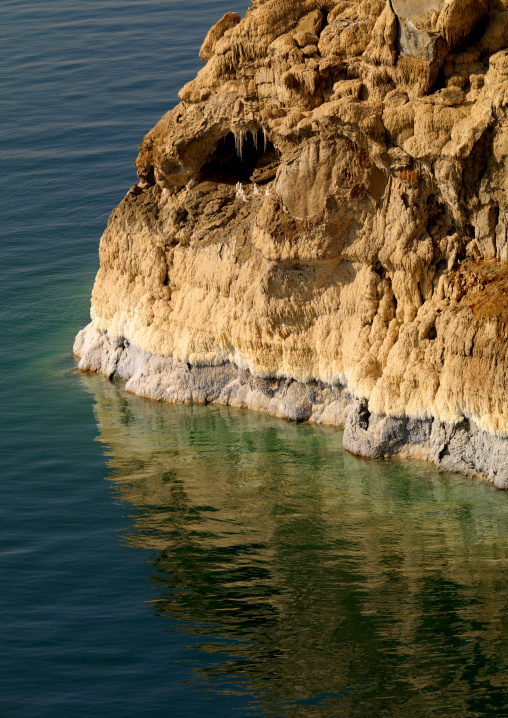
<box><xmin>76</xmin><ymin>0</ymin><xmax>508</xmax><ymax>485</ymax></box>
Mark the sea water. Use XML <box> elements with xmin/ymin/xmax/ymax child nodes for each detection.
<box><xmin>2</xmin><ymin>1</ymin><xmax>508</xmax><ymax>716</ymax></box>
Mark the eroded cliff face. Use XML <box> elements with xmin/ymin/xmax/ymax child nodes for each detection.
<box><xmin>75</xmin><ymin>0</ymin><xmax>508</xmax><ymax>486</ymax></box>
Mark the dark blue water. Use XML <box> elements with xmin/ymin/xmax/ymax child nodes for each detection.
<box><xmin>3</xmin><ymin>2</ymin><xmax>508</xmax><ymax>716</ymax></box>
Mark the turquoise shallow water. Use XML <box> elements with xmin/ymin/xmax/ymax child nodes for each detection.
<box><xmin>3</xmin><ymin>1</ymin><xmax>508</xmax><ymax>716</ymax></box>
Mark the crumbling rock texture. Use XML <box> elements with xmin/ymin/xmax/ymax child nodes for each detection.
<box><xmin>75</xmin><ymin>0</ymin><xmax>508</xmax><ymax>486</ymax></box>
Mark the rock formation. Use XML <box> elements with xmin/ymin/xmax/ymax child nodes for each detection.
<box><xmin>75</xmin><ymin>0</ymin><xmax>508</xmax><ymax>487</ymax></box>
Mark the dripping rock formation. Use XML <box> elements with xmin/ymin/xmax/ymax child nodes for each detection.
<box><xmin>75</xmin><ymin>0</ymin><xmax>508</xmax><ymax>486</ymax></box>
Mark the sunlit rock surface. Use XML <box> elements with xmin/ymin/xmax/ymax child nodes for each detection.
<box><xmin>75</xmin><ymin>0</ymin><xmax>508</xmax><ymax>486</ymax></box>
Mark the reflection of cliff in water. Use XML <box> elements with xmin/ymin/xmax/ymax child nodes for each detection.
<box><xmin>81</xmin><ymin>373</ymin><xmax>508</xmax><ymax>716</ymax></box>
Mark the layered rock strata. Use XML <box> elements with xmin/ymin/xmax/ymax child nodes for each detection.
<box><xmin>75</xmin><ymin>0</ymin><xmax>508</xmax><ymax>487</ymax></box>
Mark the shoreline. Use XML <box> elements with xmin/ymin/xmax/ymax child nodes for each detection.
<box><xmin>74</xmin><ymin>322</ymin><xmax>508</xmax><ymax>489</ymax></box>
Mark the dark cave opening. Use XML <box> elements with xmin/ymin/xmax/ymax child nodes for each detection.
<box><xmin>358</xmin><ymin>403</ymin><xmax>371</xmax><ymax>431</ymax></box>
<box><xmin>374</xmin><ymin>261</ymin><xmax>386</xmax><ymax>280</ymax></box>
<box><xmin>199</xmin><ymin>130</ymin><xmax>279</xmax><ymax>185</ymax></box>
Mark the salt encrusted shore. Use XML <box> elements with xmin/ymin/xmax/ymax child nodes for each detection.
<box><xmin>75</xmin><ymin>323</ymin><xmax>508</xmax><ymax>488</ymax></box>
<box><xmin>76</xmin><ymin>0</ymin><xmax>508</xmax><ymax>486</ymax></box>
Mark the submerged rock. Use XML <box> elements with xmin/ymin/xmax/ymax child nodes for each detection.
<box><xmin>75</xmin><ymin>0</ymin><xmax>508</xmax><ymax>486</ymax></box>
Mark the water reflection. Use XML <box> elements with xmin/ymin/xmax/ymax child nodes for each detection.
<box><xmin>82</xmin><ymin>372</ymin><xmax>508</xmax><ymax>716</ymax></box>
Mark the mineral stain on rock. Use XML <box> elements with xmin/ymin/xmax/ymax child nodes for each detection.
<box><xmin>74</xmin><ymin>0</ymin><xmax>508</xmax><ymax>487</ymax></box>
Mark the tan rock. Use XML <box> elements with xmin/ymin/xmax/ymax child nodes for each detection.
<box><xmin>75</xmin><ymin>0</ymin><xmax>508</xmax><ymax>486</ymax></box>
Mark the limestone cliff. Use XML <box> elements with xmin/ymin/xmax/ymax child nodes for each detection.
<box><xmin>75</xmin><ymin>0</ymin><xmax>508</xmax><ymax>486</ymax></box>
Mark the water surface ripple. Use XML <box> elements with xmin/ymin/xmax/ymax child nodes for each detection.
<box><xmin>2</xmin><ymin>1</ymin><xmax>508</xmax><ymax>716</ymax></box>
<box><xmin>84</xmin><ymin>377</ymin><xmax>508</xmax><ymax>717</ymax></box>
